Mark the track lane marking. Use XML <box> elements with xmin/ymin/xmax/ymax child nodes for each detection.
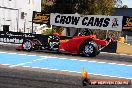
<box><xmin>0</xmin><ymin>51</ymin><xmax>132</xmax><ymax>66</ymax></box>
<box><xmin>9</xmin><ymin>57</ymin><xmax>48</xmax><ymax>68</ymax></box>
<box><xmin>20</xmin><ymin>66</ymin><xmax>131</xmax><ymax>79</ymax></box>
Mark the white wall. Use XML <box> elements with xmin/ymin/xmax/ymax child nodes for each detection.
<box><xmin>0</xmin><ymin>0</ymin><xmax>41</xmax><ymax>33</ymax></box>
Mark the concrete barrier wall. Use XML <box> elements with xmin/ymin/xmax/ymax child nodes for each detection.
<box><xmin>102</xmin><ymin>42</ymin><xmax>117</xmax><ymax>53</ymax></box>
<box><xmin>116</xmin><ymin>42</ymin><xmax>132</xmax><ymax>55</ymax></box>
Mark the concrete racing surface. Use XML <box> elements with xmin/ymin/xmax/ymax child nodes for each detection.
<box><xmin>0</xmin><ymin>43</ymin><xmax>132</xmax><ymax>88</ymax></box>
<box><xmin>0</xmin><ymin>52</ymin><xmax>132</xmax><ymax>79</ymax></box>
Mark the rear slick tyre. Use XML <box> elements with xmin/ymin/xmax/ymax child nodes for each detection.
<box><xmin>81</xmin><ymin>41</ymin><xmax>98</xmax><ymax>57</ymax></box>
<box><xmin>22</xmin><ymin>40</ymin><xmax>33</xmax><ymax>52</ymax></box>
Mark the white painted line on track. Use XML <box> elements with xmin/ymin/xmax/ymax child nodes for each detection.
<box><xmin>47</xmin><ymin>57</ymin><xmax>58</xmax><ymax>58</ymax></box>
<box><xmin>28</xmin><ymin>55</ymin><xmax>37</xmax><ymax>56</ymax></box>
<box><xmin>9</xmin><ymin>62</ymin><xmax>33</xmax><ymax>68</ymax></box>
<box><xmin>58</xmin><ymin>58</ymin><xmax>68</xmax><ymax>60</ymax></box>
<box><xmin>0</xmin><ymin>51</ymin><xmax>47</xmax><ymax>57</ymax></box>
<box><xmin>40</xmin><ymin>56</ymin><xmax>48</xmax><ymax>58</ymax></box>
<box><xmin>84</xmin><ymin>61</ymin><xmax>97</xmax><ymax>62</ymax></box>
<box><xmin>1</xmin><ymin>64</ymin><xmax>11</xmax><ymax>66</ymax></box>
<box><xmin>0</xmin><ymin>52</ymin><xmax>6</xmax><ymax>53</ymax></box>
<box><xmin>39</xmin><ymin>67</ymin><xmax>132</xmax><ymax>79</ymax></box>
<box><xmin>79</xmin><ymin>60</ymin><xmax>89</xmax><ymax>62</ymax></box>
<box><xmin>78</xmin><ymin>59</ymin><xmax>132</xmax><ymax>67</ymax></box>
<box><xmin>50</xmin><ymin>56</ymin><xmax>132</xmax><ymax>66</ymax></box>
<box><xmin>54</xmin><ymin>57</ymin><xmax>132</xmax><ymax>66</ymax></box>
<box><xmin>32</xmin><ymin>58</ymin><xmax>47</xmax><ymax>62</ymax></box>
<box><xmin>32</xmin><ymin>67</ymin><xmax>40</xmax><ymax>69</ymax></box>
<box><xmin>88</xmin><ymin>73</ymin><xmax>132</xmax><ymax>80</ymax></box>
<box><xmin>22</xmin><ymin>66</ymin><xmax>31</xmax><ymax>68</ymax></box>
<box><xmin>17</xmin><ymin>54</ymin><xmax>27</xmax><ymax>56</ymax></box>
<box><xmin>41</xmin><ymin>68</ymin><xmax>49</xmax><ymax>70</ymax></box>
<box><xmin>107</xmin><ymin>63</ymin><xmax>132</xmax><ymax>66</ymax></box>
<box><xmin>9</xmin><ymin>58</ymin><xmax>47</xmax><ymax>68</ymax></box>
<box><xmin>70</xmin><ymin>59</ymin><xmax>78</xmax><ymax>61</ymax></box>
<box><xmin>71</xmin><ymin>59</ymin><xmax>132</xmax><ymax>67</ymax></box>
<box><xmin>60</xmin><ymin>70</ymin><xmax>69</xmax><ymax>72</ymax></box>
<box><xmin>8</xmin><ymin>53</ymin><xmax>17</xmax><ymax>54</ymax></box>
<box><xmin>49</xmin><ymin>68</ymin><xmax>59</xmax><ymax>71</ymax></box>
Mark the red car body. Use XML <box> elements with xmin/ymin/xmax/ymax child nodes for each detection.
<box><xmin>17</xmin><ymin>29</ymin><xmax>111</xmax><ymax>57</ymax></box>
<box><xmin>59</xmin><ymin>34</ymin><xmax>108</xmax><ymax>54</ymax></box>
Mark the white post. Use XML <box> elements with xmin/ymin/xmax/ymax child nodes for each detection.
<box><xmin>125</xmin><ymin>35</ymin><xmax>127</xmax><ymax>42</ymax></box>
<box><xmin>106</xmin><ymin>30</ymin><xmax>109</xmax><ymax>38</ymax></box>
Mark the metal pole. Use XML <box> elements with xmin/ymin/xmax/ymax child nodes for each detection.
<box><xmin>106</xmin><ymin>30</ymin><xmax>109</xmax><ymax>38</ymax></box>
<box><xmin>24</xmin><ymin>19</ymin><xmax>26</xmax><ymax>33</ymax></box>
<box><xmin>125</xmin><ymin>35</ymin><xmax>127</xmax><ymax>42</ymax></box>
<box><xmin>17</xmin><ymin>10</ymin><xmax>19</xmax><ymax>32</ymax></box>
<box><xmin>32</xmin><ymin>22</ymin><xmax>33</xmax><ymax>33</ymax></box>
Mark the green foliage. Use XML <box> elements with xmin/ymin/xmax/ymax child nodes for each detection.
<box><xmin>114</xmin><ymin>0</ymin><xmax>123</xmax><ymax>8</ymax></box>
<box><xmin>42</xmin><ymin>0</ymin><xmax>123</xmax><ymax>14</ymax></box>
<box><xmin>41</xmin><ymin>29</ymin><xmax>53</xmax><ymax>35</ymax></box>
<box><xmin>53</xmin><ymin>26</ymin><xmax>64</xmax><ymax>35</ymax></box>
<box><xmin>93</xmin><ymin>29</ymin><xmax>121</xmax><ymax>39</ymax></box>
<box><xmin>41</xmin><ymin>0</ymin><xmax>123</xmax><ymax>37</ymax></box>
<box><xmin>41</xmin><ymin>26</ymin><xmax>64</xmax><ymax>35</ymax></box>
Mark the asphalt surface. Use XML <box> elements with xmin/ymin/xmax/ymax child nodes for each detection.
<box><xmin>0</xmin><ymin>43</ymin><xmax>132</xmax><ymax>88</ymax></box>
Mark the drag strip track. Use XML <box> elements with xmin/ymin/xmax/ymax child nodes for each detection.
<box><xmin>0</xmin><ymin>75</ymin><xmax>81</xmax><ymax>88</ymax></box>
<box><xmin>0</xmin><ymin>65</ymin><xmax>83</xmax><ymax>88</ymax></box>
<box><xmin>0</xmin><ymin>52</ymin><xmax>132</xmax><ymax>79</ymax></box>
<box><xmin>0</xmin><ymin>43</ymin><xmax>132</xmax><ymax>88</ymax></box>
<box><xmin>0</xmin><ymin>67</ymin><xmax>131</xmax><ymax>88</ymax></box>
<box><xmin>0</xmin><ymin>43</ymin><xmax>132</xmax><ymax>64</ymax></box>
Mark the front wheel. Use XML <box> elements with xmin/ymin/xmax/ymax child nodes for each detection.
<box><xmin>22</xmin><ymin>40</ymin><xmax>33</xmax><ymax>51</ymax></box>
<box><xmin>81</xmin><ymin>41</ymin><xmax>98</xmax><ymax>57</ymax></box>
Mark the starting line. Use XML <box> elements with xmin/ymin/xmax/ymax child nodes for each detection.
<box><xmin>0</xmin><ymin>52</ymin><xmax>132</xmax><ymax>79</ymax></box>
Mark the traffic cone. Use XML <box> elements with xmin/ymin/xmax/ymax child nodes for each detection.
<box><xmin>82</xmin><ymin>67</ymin><xmax>85</xmax><ymax>78</ymax></box>
<box><xmin>85</xmin><ymin>71</ymin><xmax>88</xmax><ymax>78</ymax></box>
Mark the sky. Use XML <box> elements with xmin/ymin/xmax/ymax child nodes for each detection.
<box><xmin>122</xmin><ymin>0</ymin><xmax>132</xmax><ymax>8</ymax></box>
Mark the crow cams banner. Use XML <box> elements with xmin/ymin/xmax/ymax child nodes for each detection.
<box><xmin>50</xmin><ymin>13</ymin><xmax>123</xmax><ymax>31</ymax></box>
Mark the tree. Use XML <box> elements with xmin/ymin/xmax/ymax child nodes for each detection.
<box><xmin>42</xmin><ymin>0</ymin><xmax>123</xmax><ymax>15</ymax></box>
<box><xmin>114</xmin><ymin>0</ymin><xmax>123</xmax><ymax>8</ymax></box>
<box><xmin>122</xmin><ymin>5</ymin><xmax>128</xmax><ymax>8</ymax></box>
<box><xmin>41</xmin><ymin>0</ymin><xmax>55</xmax><ymax>13</ymax></box>
<box><xmin>41</xmin><ymin>0</ymin><xmax>123</xmax><ymax>37</ymax></box>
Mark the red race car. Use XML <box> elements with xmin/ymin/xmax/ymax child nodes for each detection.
<box><xmin>17</xmin><ymin>29</ymin><xmax>111</xmax><ymax>57</ymax></box>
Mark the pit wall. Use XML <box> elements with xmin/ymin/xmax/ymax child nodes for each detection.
<box><xmin>102</xmin><ymin>41</ymin><xmax>132</xmax><ymax>55</ymax></box>
<box><xmin>116</xmin><ymin>41</ymin><xmax>132</xmax><ymax>55</ymax></box>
